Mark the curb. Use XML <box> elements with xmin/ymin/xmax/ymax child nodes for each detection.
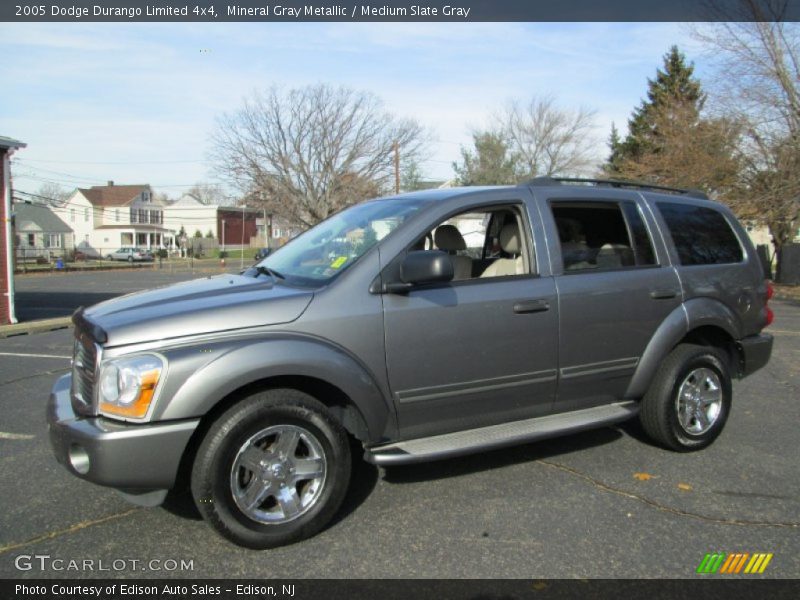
<box><xmin>0</xmin><ymin>317</ymin><xmax>73</xmax><ymax>339</ymax></box>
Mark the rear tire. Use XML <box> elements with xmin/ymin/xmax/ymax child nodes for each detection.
<box><xmin>191</xmin><ymin>389</ymin><xmax>351</xmax><ymax>549</ymax></box>
<box><xmin>640</xmin><ymin>344</ymin><xmax>732</xmax><ymax>452</ymax></box>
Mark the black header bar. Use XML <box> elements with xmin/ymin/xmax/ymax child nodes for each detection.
<box><xmin>4</xmin><ymin>0</ymin><xmax>800</xmax><ymax>22</ymax></box>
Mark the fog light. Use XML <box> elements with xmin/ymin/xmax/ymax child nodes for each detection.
<box><xmin>68</xmin><ymin>444</ymin><xmax>90</xmax><ymax>475</ymax></box>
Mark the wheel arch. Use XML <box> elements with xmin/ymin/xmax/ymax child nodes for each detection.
<box><xmin>626</xmin><ymin>298</ymin><xmax>743</xmax><ymax>399</ymax></box>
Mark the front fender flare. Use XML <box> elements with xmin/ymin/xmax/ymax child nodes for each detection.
<box><xmin>160</xmin><ymin>335</ymin><xmax>392</xmax><ymax>443</ymax></box>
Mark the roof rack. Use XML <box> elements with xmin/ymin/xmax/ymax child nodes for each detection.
<box><xmin>523</xmin><ymin>176</ymin><xmax>709</xmax><ymax>200</ymax></box>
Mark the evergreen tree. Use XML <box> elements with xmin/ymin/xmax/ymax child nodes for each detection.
<box><xmin>453</xmin><ymin>130</ymin><xmax>519</xmax><ymax>185</ymax></box>
<box><xmin>615</xmin><ymin>46</ymin><xmax>705</xmax><ymax>164</ymax></box>
<box><xmin>605</xmin><ymin>123</ymin><xmax>624</xmax><ymax>176</ymax></box>
<box><xmin>605</xmin><ymin>46</ymin><xmax>741</xmax><ymax>196</ymax></box>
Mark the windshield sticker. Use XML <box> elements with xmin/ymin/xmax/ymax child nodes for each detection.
<box><xmin>330</xmin><ymin>256</ymin><xmax>348</xmax><ymax>269</ymax></box>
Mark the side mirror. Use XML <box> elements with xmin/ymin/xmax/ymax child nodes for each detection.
<box><xmin>385</xmin><ymin>251</ymin><xmax>454</xmax><ymax>293</ymax></box>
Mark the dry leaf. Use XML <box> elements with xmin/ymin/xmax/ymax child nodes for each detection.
<box><xmin>678</xmin><ymin>482</ymin><xmax>692</xmax><ymax>491</ymax></box>
<box><xmin>532</xmin><ymin>582</ymin><xmax>548</xmax><ymax>591</ymax></box>
<box><xmin>633</xmin><ymin>472</ymin><xmax>653</xmax><ymax>481</ymax></box>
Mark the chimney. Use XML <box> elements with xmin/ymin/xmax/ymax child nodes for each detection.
<box><xmin>107</xmin><ymin>180</ymin><xmax>114</xmax><ymax>187</ymax></box>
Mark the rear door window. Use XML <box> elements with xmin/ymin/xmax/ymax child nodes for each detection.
<box><xmin>550</xmin><ymin>201</ymin><xmax>657</xmax><ymax>272</ymax></box>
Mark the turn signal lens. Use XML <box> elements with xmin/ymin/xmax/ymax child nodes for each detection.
<box><xmin>97</xmin><ymin>355</ymin><xmax>164</xmax><ymax>420</ymax></box>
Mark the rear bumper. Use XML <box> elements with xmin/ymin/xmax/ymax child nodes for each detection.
<box><xmin>47</xmin><ymin>373</ymin><xmax>200</xmax><ymax>500</ymax></box>
<box><xmin>737</xmin><ymin>333</ymin><xmax>773</xmax><ymax>378</ymax></box>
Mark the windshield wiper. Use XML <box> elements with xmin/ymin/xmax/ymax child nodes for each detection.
<box><xmin>255</xmin><ymin>265</ymin><xmax>286</xmax><ymax>280</ymax></box>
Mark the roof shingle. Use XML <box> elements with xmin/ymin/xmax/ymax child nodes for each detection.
<box><xmin>78</xmin><ymin>184</ymin><xmax>149</xmax><ymax>207</ymax></box>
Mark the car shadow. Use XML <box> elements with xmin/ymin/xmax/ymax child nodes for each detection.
<box><xmin>382</xmin><ymin>426</ymin><xmax>624</xmax><ymax>485</ymax></box>
<box><xmin>159</xmin><ymin>426</ymin><xmax>626</xmax><ymax>524</ymax></box>
<box><xmin>328</xmin><ymin>438</ymin><xmax>380</xmax><ymax>528</ymax></box>
<box><xmin>16</xmin><ymin>291</ymin><xmax>120</xmax><ymax>320</ymax></box>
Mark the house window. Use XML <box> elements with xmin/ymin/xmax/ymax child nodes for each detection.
<box><xmin>130</xmin><ymin>208</ymin><xmax>138</xmax><ymax>224</ymax></box>
<box><xmin>45</xmin><ymin>234</ymin><xmax>62</xmax><ymax>248</ymax></box>
<box><xmin>84</xmin><ymin>208</ymin><xmax>89</xmax><ymax>222</ymax></box>
<box><xmin>27</xmin><ymin>233</ymin><xmax>35</xmax><ymax>247</ymax></box>
<box><xmin>142</xmin><ymin>191</ymin><xmax>150</xmax><ymax>203</ymax></box>
<box><xmin>115</xmin><ymin>209</ymin><xmax>120</xmax><ymax>222</ymax></box>
<box><xmin>70</xmin><ymin>209</ymin><xmax>75</xmax><ymax>222</ymax></box>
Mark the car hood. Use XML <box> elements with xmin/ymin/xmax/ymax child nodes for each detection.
<box><xmin>81</xmin><ymin>274</ymin><xmax>314</xmax><ymax>347</ymax></box>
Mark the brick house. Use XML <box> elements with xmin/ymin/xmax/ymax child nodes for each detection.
<box><xmin>1</xmin><ymin>135</ymin><xmax>26</xmax><ymax>325</ymax></box>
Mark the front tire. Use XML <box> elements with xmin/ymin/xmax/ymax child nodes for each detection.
<box><xmin>191</xmin><ymin>389</ymin><xmax>351</xmax><ymax>549</ymax></box>
<box><xmin>640</xmin><ymin>344</ymin><xmax>732</xmax><ymax>452</ymax></box>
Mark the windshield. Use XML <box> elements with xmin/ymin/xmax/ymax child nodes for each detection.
<box><xmin>253</xmin><ymin>198</ymin><xmax>426</xmax><ymax>286</ymax></box>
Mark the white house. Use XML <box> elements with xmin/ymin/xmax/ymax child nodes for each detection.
<box><xmin>53</xmin><ymin>182</ymin><xmax>169</xmax><ymax>257</ymax></box>
<box><xmin>13</xmin><ymin>201</ymin><xmax>74</xmax><ymax>259</ymax></box>
<box><xmin>163</xmin><ymin>194</ymin><xmax>219</xmax><ymax>242</ymax></box>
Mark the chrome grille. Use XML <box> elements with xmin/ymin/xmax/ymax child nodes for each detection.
<box><xmin>71</xmin><ymin>329</ymin><xmax>98</xmax><ymax>415</ymax></box>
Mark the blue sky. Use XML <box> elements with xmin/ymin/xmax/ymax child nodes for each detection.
<box><xmin>1</xmin><ymin>22</ymin><xmax>708</xmax><ymax>198</ymax></box>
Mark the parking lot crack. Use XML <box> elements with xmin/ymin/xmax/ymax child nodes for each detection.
<box><xmin>1</xmin><ymin>368</ymin><xmax>69</xmax><ymax>386</ymax></box>
<box><xmin>0</xmin><ymin>508</ymin><xmax>142</xmax><ymax>554</ymax></box>
<box><xmin>537</xmin><ymin>459</ymin><xmax>800</xmax><ymax>529</ymax></box>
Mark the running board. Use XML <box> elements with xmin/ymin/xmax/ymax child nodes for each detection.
<box><xmin>365</xmin><ymin>401</ymin><xmax>639</xmax><ymax>466</ymax></box>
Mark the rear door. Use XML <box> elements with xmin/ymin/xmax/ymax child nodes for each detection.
<box><xmin>538</xmin><ymin>190</ymin><xmax>682</xmax><ymax>412</ymax></box>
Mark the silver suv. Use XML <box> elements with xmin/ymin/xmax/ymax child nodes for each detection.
<box><xmin>48</xmin><ymin>178</ymin><xmax>774</xmax><ymax>548</ymax></box>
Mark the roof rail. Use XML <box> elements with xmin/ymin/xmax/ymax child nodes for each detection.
<box><xmin>523</xmin><ymin>176</ymin><xmax>709</xmax><ymax>200</ymax></box>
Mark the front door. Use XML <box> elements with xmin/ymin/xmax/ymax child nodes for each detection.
<box><xmin>382</xmin><ymin>203</ymin><xmax>559</xmax><ymax>439</ymax></box>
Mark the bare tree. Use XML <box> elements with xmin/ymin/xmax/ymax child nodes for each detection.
<box><xmin>693</xmin><ymin>2</ymin><xmax>800</xmax><ymax>256</ymax></box>
<box><xmin>212</xmin><ymin>84</ymin><xmax>426</xmax><ymax>228</ymax></box>
<box><xmin>187</xmin><ymin>182</ymin><xmax>228</xmax><ymax>206</ymax></box>
<box><xmin>35</xmin><ymin>182</ymin><xmax>71</xmax><ymax>206</ymax></box>
<box><xmin>497</xmin><ymin>95</ymin><xmax>598</xmax><ymax>177</ymax></box>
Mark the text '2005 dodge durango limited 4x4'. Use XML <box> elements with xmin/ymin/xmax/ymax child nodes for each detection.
<box><xmin>48</xmin><ymin>177</ymin><xmax>774</xmax><ymax>548</ymax></box>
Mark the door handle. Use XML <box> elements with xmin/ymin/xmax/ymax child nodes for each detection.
<box><xmin>650</xmin><ymin>289</ymin><xmax>678</xmax><ymax>300</ymax></box>
<box><xmin>513</xmin><ymin>299</ymin><xmax>550</xmax><ymax>314</ymax></box>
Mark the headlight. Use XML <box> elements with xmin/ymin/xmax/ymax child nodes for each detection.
<box><xmin>97</xmin><ymin>355</ymin><xmax>164</xmax><ymax>420</ymax></box>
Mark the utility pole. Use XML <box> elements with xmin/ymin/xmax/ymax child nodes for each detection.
<box><xmin>394</xmin><ymin>140</ymin><xmax>400</xmax><ymax>194</ymax></box>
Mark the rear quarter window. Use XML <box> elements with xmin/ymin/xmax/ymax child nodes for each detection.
<box><xmin>657</xmin><ymin>202</ymin><xmax>743</xmax><ymax>265</ymax></box>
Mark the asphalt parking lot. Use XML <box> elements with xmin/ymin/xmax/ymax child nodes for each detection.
<box><xmin>1</xmin><ymin>271</ymin><xmax>798</xmax><ymax>579</ymax></box>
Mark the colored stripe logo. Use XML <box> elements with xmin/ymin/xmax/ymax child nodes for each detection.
<box><xmin>697</xmin><ymin>552</ymin><xmax>773</xmax><ymax>574</ymax></box>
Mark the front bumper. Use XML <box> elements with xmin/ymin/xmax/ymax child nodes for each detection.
<box><xmin>737</xmin><ymin>333</ymin><xmax>774</xmax><ymax>378</ymax></box>
<box><xmin>47</xmin><ymin>373</ymin><xmax>200</xmax><ymax>500</ymax></box>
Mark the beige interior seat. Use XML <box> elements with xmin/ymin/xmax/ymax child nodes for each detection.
<box><xmin>596</xmin><ymin>243</ymin><xmax>634</xmax><ymax>269</ymax></box>
<box><xmin>434</xmin><ymin>225</ymin><xmax>473</xmax><ymax>280</ymax></box>
<box><xmin>480</xmin><ymin>222</ymin><xmax>524</xmax><ymax>278</ymax></box>
<box><xmin>556</xmin><ymin>217</ymin><xmax>592</xmax><ymax>270</ymax></box>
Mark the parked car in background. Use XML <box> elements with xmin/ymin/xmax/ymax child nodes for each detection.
<box><xmin>254</xmin><ymin>247</ymin><xmax>272</xmax><ymax>261</ymax></box>
<box><xmin>105</xmin><ymin>247</ymin><xmax>154</xmax><ymax>262</ymax></box>
<box><xmin>49</xmin><ymin>177</ymin><xmax>773</xmax><ymax>549</ymax></box>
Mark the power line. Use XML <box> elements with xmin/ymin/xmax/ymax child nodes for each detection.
<box><xmin>15</xmin><ymin>157</ymin><xmax>207</xmax><ymax>165</ymax></box>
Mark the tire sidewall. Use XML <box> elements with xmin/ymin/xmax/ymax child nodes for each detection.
<box><xmin>666</xmin><ymin>349</ymin><xmax>731</xmax><ymax>450</ymax></box>
<box><xmin>192</xmin><ymin>393</ymin><xmax>350</xmax><ymax>549</ymax></box>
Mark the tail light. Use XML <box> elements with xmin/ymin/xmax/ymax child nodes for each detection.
<box><xmin>765</xmin><ymin>280</ymin><xmax>774</xmax><ymax>327</ymax></box>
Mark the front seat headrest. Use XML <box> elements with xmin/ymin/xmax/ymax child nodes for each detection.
<box><xmin>499</xmin><ymin>222</ymin><xmax>520</xmax><ymax>254</ymax></box>
<box><xmin>434</xmin><ymin>224</ymin><xmax>467</xmax><ymax>252</ymax></box>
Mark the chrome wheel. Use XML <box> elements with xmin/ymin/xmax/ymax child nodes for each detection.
<box><xmin>675</xmin><ymin>367</ymin><xmax>722</xmax><ymax>435</ymax></box>
<box><xmin>230</xmin><ymin>424</ymin><xmax>327</xmax><ymax>524</ymax></box>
